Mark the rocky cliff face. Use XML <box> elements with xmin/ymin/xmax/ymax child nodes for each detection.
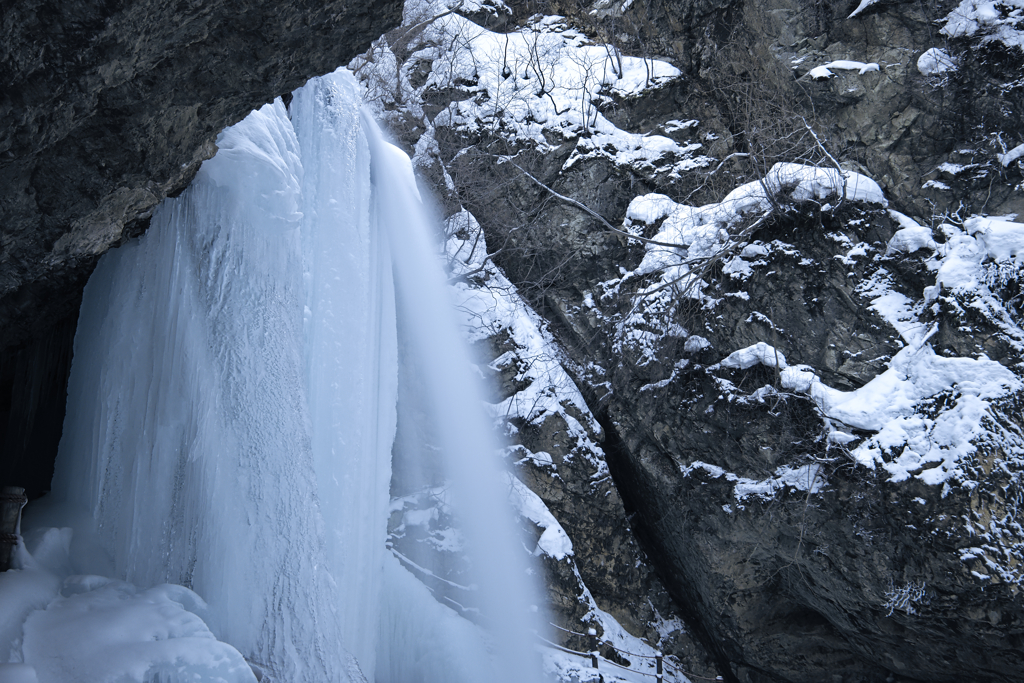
<box><xmin>354</xmin><ymin>0</ymin><xmax>1024</xmax><ymax>681</ymax></box>
<box><xmin>6</xmin><ymin>0</ymin><xmax>1024</xmax><ymax>680</ymax></box>
<box><xmin>0</xmin><ymin>0</ymin><xmax>403</xmax><ymax>494</ymax></box>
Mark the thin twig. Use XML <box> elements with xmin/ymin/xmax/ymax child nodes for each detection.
<box><xmin>503</xmin><ymin>158</ymin><xmax>689</xmax><ymax>249</ymax></box>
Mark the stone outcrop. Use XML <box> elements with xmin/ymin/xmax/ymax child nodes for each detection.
<box><xmin>554</xmin><ymin>0</ymin><xmax>1024</xmax><ymax>218</ymax></box>
<box><xmin>552</xmin><ymin>198</ymin><xmax>1024</xmax><ymax>682</ymax></box>
<box><xmin>353</xmin><ymin>0</ymin><xmax>1024</xmax><ymax>681</ymax></box>
<box><xmin>0</xmin><ymin>0</ymin><xmax>403</xmax><ymax>492</ymax></box>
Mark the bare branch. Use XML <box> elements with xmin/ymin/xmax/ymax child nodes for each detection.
<box><xmin>501</xmin><ymin>158</ymin><xmax>690</xmax><ymax>249</ymax></box>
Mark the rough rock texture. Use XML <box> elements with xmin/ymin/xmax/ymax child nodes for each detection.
<box><xmin>555</xmin><ymin>201</ymin><xmax>1024</xmax><ymax>683</ymax></box>
<box><xmin>552</xmin><ymin>0</ymin><xmax>1024</xmax><ymax>218</ymax></box>
<box><xmin>351</xmin><ymin>1</ymin><xmax>1024</xmax><ymax>681</ymax></box>
<box><xmin>0</xmin><ymin>0</ymin><xmax>404</xmax><ymax>492</ymax></box>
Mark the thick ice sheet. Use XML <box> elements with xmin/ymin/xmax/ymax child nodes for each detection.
<box><xmin>291</xmin><ymin>70</ymin><xmax>398</xmax><ymax>682</ymax></box>
<box><xmin>48</xmin><ymin>73</ymin><xmax>394</xmax><ymax>683</ymax></box>
<box><xmin>32</xmin><ymin>67</ymin><xmax>541</xmax><ymax>683</ymax></box>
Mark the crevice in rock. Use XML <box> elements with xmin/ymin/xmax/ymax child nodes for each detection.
<box><xmin>593</xmin><ymin>401</ymin><xmax>741</xmax><ymax>683</ymax></box>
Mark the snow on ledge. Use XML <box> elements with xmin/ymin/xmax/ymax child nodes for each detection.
<box><xmin>917</xmin><ymin>48</ymin><xmax>958</xmax><ymax>76</ymax></box>
<box><xmin>718</xmin><ymin>341</ymin><xmax>787</xmax><ymax>370</ymax></box>
<box><xmin>941</xmin><ymin>0</ymin><xmax>1024</xmax><ymax>51</ymax></box>
<box><xmin>682</xmin><ymin>460</ymin><xmax>824</xmax><ymax>502</ymax></box>
<box><xmin>809</xmin><ymin>60</ymin><xmax>880</xmax><ymax>79</ymax></box>
<box><xmin>506</xmin><ymin>474</ymin><xmax>574</xmax><ymax>560</ymax></box>
<box><xmin>847</xmin><ymin>0</ymin><xmax>881</xmax><ymax>18</ymax></box>
<box><xmin>998</xmin><ymin>143</ymin><xmax>1024</xmax><ymax>167</ymax></box>
<box><xmin>621</xmin><ymin>165</ymin><xmax>1024</xmax><ymax>492</ymax></box>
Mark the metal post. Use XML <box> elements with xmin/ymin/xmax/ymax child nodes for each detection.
<box><xmin>588</xmin><ymin>627</ymin><xmax>599</xmax><ymax>670</ymax></box>
<box><xmin>656</xmin><ymin>651</ymin><xmax>663</xmax><ymax>683</ymax></box>
<box><xmin>1</xmin><ymin>487</ymin><xmax>27</xmax><ymax>571</ymax></box>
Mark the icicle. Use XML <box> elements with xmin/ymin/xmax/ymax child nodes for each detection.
<box><xmin>51</xmin><ymin>96</ymin><xmax>363</xmax><ymax>683</ymax></box>
<box><xmin>291</xmin><ymin>70</ymin><xmax>398</xmax><ymax>680</ymax></box>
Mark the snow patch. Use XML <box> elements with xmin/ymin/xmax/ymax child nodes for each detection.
<box><xmin>998</xmin><ymin>143</ymin><xmax>1024</xmax><ymax>167</ymax></box>
<box><xmin>941</xmin><ymin>1</ymin><xmax>1024</xmax><ymax>51</ymax></box>
<box><xmin>848</xmin><ymin>0</ymin><xmax>882</xmax><ymax>18</ymax></box>
<box><xmin>719</xmin><ymin>342</ymin><xmax>787</xmax><ymax>370</ymax></box>
<box><xmin>917</xmin><ymin>48</ymin><xmax>958</xmax><ymax>75</ymax></box>
<box><xmin>809</xmin><ymin>60</ymin><xmax>880</xmax><ymax>79</ymax></box>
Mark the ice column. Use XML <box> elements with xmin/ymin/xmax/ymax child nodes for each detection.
<box><xmin>50</xmin><ymin>67</ymin><xmax>539</xmax><ymax>683</ymax></box>
<box><xmin>291</xmin><ymin>71</ymin><xmax>398</xmax><ymax>680</ymax></box>
<box><xmin>52</xmin><ymin>73</ymin><xmax>394</xmax><ymax>683</ymax></box>
<box><xmin>362</xmin><ymin>114</ymin><xmax>544</xmax><ymax>683</ymax></box>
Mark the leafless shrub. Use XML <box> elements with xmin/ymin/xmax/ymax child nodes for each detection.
<box><xmin>883</xmin><ymin>580</ymin><xmax>927</xmax><ymax>616</ymax></box>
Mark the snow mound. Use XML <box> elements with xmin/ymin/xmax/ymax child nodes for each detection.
<box><xmin>998</xmin><ymin>143</ymin><xmax>1024</xmax><ymax>167</ymax></box>
<box><xmin>885</xmin><ymin>222</ymin><xmax>937</xmax><ymax>255</ymax></box>
<box><xmin>941</xmin><ymin>1</ymin><xmax>1024</xmax><ymax>50</ymax></box>
<box><xmin>719</xmin><ymin>342</ymin><xmax>787</xmax><ymax>370</ymax></box>
<box><xmin>808</xmin><ymin>345</ymin><xmax>1020</xmax><ymax>483</ymax></box>
<box><xmin>917</xmin><ymin>47</ymin><xmax>958</xmax><ymax>75</ymax></box>
<box><xmin>0</xmin><ymin>531</ymin><xmax>256</xmax><ymax>683</ymax></box>
<box><xmin>848</xmin><ymin>0</ymin><xmax>881</xmax><ymax>18</ymax></box>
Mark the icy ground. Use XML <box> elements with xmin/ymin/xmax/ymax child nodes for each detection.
<box><xmin>0</xmin><ymin>530</ymin><xmax>257</xmax><ymax>683</ymax></box>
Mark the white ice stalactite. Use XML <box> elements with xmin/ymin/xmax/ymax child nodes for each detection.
<box><xmin>50</xmin><ymin>77</ymin><xmax>378</xmax><ymax>683</ymax></box>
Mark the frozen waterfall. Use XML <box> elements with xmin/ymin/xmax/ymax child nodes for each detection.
<box><xmin>8</xmin><ymin>70</ymin><xmax>542</xmax><ymax>683</ymax></box>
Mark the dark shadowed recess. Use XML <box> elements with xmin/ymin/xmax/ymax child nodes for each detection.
<box><xmin>0</xmin><ymin>0</ymin><xmax>405</xmax><ymax>496</ymax></box>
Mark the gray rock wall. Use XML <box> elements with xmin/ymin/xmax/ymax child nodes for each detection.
<box><xmin>356</xmin><ymin>1</ymin><xmax>1024</xmax><ymax>681</ymax></box>
<box><xmin>0</xmin><ymin>0</ymin><xmax>403</xmax><ymax>493</ymax></box>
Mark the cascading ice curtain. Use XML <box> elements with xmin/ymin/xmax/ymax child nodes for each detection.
<box><xmin>48</xmin><ymin>68</ymin><xmax>541</xmax><ymax>683</ymax></box>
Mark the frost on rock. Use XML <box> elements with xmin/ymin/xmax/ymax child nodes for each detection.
<box><xmin>354</xmin><ymin>7</ymin><xmax>706</xmax><ymax>673</ymax></box>
<box><xmin>941</xmin><ymin>0</ymin><xmax>1024</xmax><ymax>50</ymax></box>
<box><xmin>437</xmin><ymin>204</ymin><xmax>706</xmax><ymax>678</ymax></box>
